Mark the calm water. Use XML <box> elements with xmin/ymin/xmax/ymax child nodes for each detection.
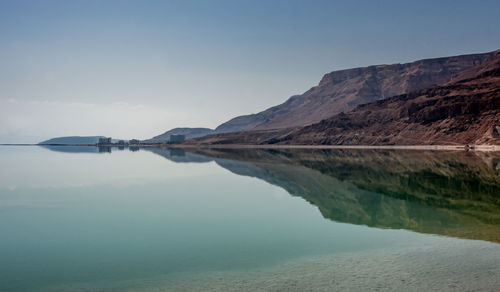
<box><xmin>1</xmin><ymin>146</ymin><xmax>500</xmax><ymax>291</ymax></box>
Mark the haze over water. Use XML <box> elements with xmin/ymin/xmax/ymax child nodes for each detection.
<box><xmin>1</xmin><ymin>146</ymin><xmax>500</xmax><ymax>291</ymax></box>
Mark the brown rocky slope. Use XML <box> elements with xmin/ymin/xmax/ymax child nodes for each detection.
<box><xmin>186</xmin><ymin>50</ymin><xmax>500</xmax><ymax>146</ymax></box>
<box><xmin>215</xmin><ymin>51</ymin><xmax>496</xmax><ymax>133</ymax></box>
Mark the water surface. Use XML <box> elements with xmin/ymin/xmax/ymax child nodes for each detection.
<box><xmin>1</xmin><ymin>146</ymin><xmax>499</xmax><ymax>291</ymax></box>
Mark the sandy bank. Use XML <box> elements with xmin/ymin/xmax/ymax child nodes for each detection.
<box><xmin>170</xmin><ymin>144</ymin><xmax>500</xmax><ymax>152</ymax></box>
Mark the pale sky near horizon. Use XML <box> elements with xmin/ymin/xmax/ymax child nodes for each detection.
<box><xmin>1</xmin><ymin>0</ymin><xmax>500</xmax><ymax>142</ymax></box>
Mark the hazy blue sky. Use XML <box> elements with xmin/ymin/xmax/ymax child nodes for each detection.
<box><xmin>1</xmin><ymin>0</ymin><xmax>499</xmax><ymax>141</ymax></box>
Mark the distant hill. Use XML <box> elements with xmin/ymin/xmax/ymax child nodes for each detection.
<box><xmin>39</xmin><ymin>136</ymin><xmax>104</xmax><ymax>145</ymax></box>
<box><xmin>39</xmin><ymin>136</ymin><xmax>125</xmax><ymax>145</ymax></box>
<box><xmin>142</xmin><ymin>128</ymin><xmax>214</xmax><ymax>144</ymax></box>
<box><xmin>215</xmin><ymin>50</ymin><xmax>496</xmax><ymax>133</ymax></box>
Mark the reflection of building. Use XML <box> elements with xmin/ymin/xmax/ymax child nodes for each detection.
<box><xmin>98</xmin><ymin>137</ymin><xmax>111</xmax><ymax>145</ymax></box>
<box><xmin>98</xmin><ymin>146</ymin><xmax>111</xmax><ymax>153</ymax></box>
<box><xmin>170</xmin><ymin>135</ymin><xmax>185</xmax><ymax>143</ymax></box>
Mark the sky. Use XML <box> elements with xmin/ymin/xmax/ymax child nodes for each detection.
<box><xmin>1</xmin><ymin>0</ymin><xmax>500</xmax><ymax>142</ymax></box>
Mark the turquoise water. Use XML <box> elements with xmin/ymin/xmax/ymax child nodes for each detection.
<box><xmin>1</xmin><ymin>146</ymin><xmax>499</xmax><ymax>291</ymax></box>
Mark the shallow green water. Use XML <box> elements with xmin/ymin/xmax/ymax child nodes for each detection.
<box><xmin>1</xmin><ymin>146</ymin><xmax>499</xmax><ymax>291</ymax></box>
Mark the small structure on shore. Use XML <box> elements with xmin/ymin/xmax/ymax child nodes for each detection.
<box><xmin>97</xmin><ymin>137</ymin><xmax>112</xmax><ymax>145</ymax></box>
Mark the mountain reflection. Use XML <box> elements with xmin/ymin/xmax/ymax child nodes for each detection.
<box><xmin>148</xmin><ymin>147</ymin><xmax>500</xmax><ymax>243</ymax></box>
<box><xmin>39</xmin><ymin>145</ymin><xmax>500</xmax><ymax>243</ymax></box>
<box><xmin>41</xmin><ymin>145</ymin><xmax>117</xmax><ymax>153</ymax></box>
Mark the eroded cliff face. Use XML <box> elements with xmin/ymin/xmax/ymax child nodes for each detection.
<box><xmin>190</xmin><ymin>51</ymin><xmax>500</xmax><ymax>146</ymax></box>
<box><xmin>216</xmin><ymin>51</ymin><xmax>496</xmax><ymax>133</ymax></box>
<box><xmin>274</xmin><ymin>51</ymin><xmax>500</xmax><ymax>145</ymax></box>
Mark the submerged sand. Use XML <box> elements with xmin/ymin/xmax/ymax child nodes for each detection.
<box><xmin>42</xmin><ymin>236</ymin><xmax>500</xmax><ymax>292</ymax></box>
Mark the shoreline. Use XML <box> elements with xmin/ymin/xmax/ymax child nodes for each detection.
<box><xmin>3</xmin><ymin>143</ymin><xmax>500</xmax><ymax>151</ymax></box>
<box><xmin>169</xmin><ymin>144</ymin><xmax>500</xmax><ymax>152</ymax></box>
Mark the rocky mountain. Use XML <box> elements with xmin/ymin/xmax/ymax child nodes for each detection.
<box><xmin>215</xmin><ymin>95</ymin><xmax>304</xmax><ymax>133</ymax></box>
<box><xmin>186</xmin><ymin>50</ymin><xmax>500</xmax><ymax>146</ymax></box>
<box><xmin>215</xmin><ymin>51</ymin><xmax>496</xmax><ymax>133</ymax></box>
<box><xmin>274</xmin><ymin>50</ymin><xmax>500</xmax><ymax>145</ymax></box>
<box><xmin>142</xmin><ymin>127</ymin><xmax>214</xmax><ymax>144</ymax></box>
